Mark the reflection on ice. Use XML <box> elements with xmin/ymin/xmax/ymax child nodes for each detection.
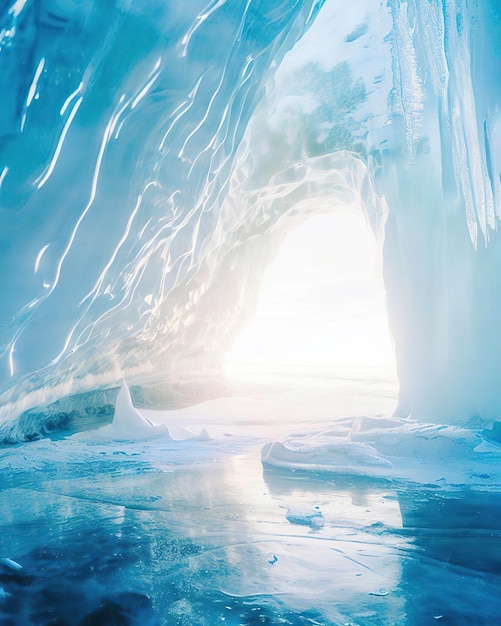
<box><xmin>2</xmin><ymin>399</ymin><xmax>500</xmax><ymax>625</ymax></box>
<box><xmin>0</xmin><ymin>439</ymin><xmax>405</xmax><ymax>625</ymax></box>
<box><xmin>2</xmin><ymin>365</ymin><xmax>499</xmax><ymax>624</ymax></box>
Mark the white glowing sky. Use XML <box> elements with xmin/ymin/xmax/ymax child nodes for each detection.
<box><xmin>225</xmin><ymin>211</ymin><xmax>397</xmax><ymax>378</ymax></box>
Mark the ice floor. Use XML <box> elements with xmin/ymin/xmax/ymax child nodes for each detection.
<box><xmin>1</xmin><ymin>371</ymin><xmax>500</xmax><ymax>625</ymax></box>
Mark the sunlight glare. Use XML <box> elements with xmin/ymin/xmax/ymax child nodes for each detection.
<box><xmin>224</xmin><ymin>210</ymin><xmax>397</xmax><ymax>381</ymax></box>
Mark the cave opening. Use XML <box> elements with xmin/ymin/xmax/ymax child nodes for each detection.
<box><xmin>224</xmin><ymin>209</ymin><xmax>398</xmax><ymax>411</ymax></box>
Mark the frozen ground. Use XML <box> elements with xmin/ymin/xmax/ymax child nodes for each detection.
<box><xmin>1</xmin><ymin>369</ymin><xmax>500</xmax><ymax>625</ymax></box>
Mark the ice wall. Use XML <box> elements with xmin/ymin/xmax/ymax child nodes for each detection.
<box><xmin>379</xmin><ymin>0</ymin><xmax>501</xmax><ymax>422</ymax></box>
<box><xmin>1</xmin><ymin>0</ymin><xmax>501</xmax><ymax>439</ymax></box>
<box><xmin>0</xmin><ymin>0</ymin><xmax>324</xmax><ymax>439</ymax></box>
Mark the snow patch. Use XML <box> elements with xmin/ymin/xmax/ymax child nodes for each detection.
<box><xmin>262</xmin><ymin>415</ymin><xmax>501</xmax><ymax>484</ymax></box>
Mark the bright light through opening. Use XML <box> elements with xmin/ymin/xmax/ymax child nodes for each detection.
<box><xmin>225</xmin><ymin>210</ymin><xmax>397</xmax><ymax>383</ymax></box>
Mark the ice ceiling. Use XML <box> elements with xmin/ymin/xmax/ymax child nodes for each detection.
<box><xmin>1</xmin><ymin>0</ymin><xmax>501</xmax><ymax>441</ymax></box>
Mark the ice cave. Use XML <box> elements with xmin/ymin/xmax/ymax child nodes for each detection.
<box><xmin>1</xmin><ymin>0</ymin><xmax>501</xmax><ymax>624</ymax></box>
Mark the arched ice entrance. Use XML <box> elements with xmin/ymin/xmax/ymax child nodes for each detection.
<box><xmin>224</xmin><ymin>208</ymin><xmax>398</xmax><ymax>417</ymax></box>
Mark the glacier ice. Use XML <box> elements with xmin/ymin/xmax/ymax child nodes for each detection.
<box><xmin>1</xmin><ymin>2</ymin><xmax>501</xmax><ymax>624</ymax></box>
<box><xmin>0</xmin><ymin>0</ymin><xmax>500</xmax><ymax>435</ymax></box>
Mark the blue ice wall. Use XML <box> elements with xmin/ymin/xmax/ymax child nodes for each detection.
<box><xmin>0</xmin><ymin>0</ymin><xmax>323</xmax><ymax>437</ymax></box>
<box><xmin>1</xmin><ymin>0</ymin><xmax>501</xmax><ymax>439</ymax></box>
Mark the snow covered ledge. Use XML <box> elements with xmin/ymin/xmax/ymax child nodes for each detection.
<box><xmin>261</xmin><ymin>415</ymin><xmax>501</xmax><ymax>486</ymax></box>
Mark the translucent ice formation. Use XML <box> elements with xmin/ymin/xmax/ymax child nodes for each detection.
<box><xmin>1</xmin><ymin>0</ymin><xmax>501</xmax><ymax>438</ymax></box>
